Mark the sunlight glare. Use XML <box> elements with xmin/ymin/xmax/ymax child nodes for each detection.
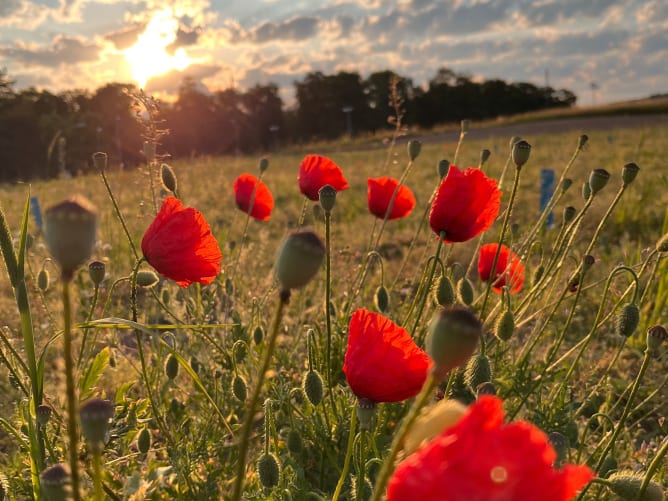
<box><xmin>124</xmin><ymin>8</ymin><xmax>192</xmax><ymax>88</ymax></box>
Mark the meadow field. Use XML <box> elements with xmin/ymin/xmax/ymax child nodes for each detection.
<box><xmin>0</xmin><ymin>119</ymin><xmax>666</xmax><ymax>500</ymax></box>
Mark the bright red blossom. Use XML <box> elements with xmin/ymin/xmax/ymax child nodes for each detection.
<box><xmin>233</xmin><ymin>173</ymin><xmax>274</xmax><ymax>221</ymax></box>
<box><xmin>298</xmin><ymin>154</ymin><xmax>349</xmax><ymax>201</ymax></box>
<box><xmin>387</xmin><ymin>396</ymin><xmax>593</xmax><ymax>501</ymax></box>
<box><xmin>478</xmin><ymin>243</ymin><xmax>525</xmax><ymax>294</ymax></box>
<box><xmin>429</xmin><ymin>165</ymin><xmax>501</xmax><ymax>243</ymax></box>
<box><xmin>343</xmin><ymin>309</ymin><xmax>431</xmax><ymax>403</ymax></box>
<box><xmin>367</xmin><ymin>177</ymin><xmax>416</xmax><ymax>220</ymax></box>
<box><xmin>141</xmin><ymin>197</ymin><xmax>222</xmax><ymax>287</ymax></box>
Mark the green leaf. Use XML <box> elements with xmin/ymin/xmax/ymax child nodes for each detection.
<box><xmin>16</xmin><ymin>188</ymin><xmax>31</xmax><ymax>279</ymax></box>
<box><xmin>79</xmin><ymin>346</ymin><xmax>110</xmax><ymax>400</ymax></box>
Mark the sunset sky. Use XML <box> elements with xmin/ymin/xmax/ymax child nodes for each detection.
<box><xmin>1</xmin><ymin>0</ymin><xmax>666</xmax><ymax>105</ymax></box>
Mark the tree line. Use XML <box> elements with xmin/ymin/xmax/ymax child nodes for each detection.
<box><xmin>0</xmin><ymin>68</ymin><xmax>576</xmax><ymax>182</ymax></box>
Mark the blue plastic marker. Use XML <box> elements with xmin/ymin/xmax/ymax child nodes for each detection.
<box><xmin>540</xmin><ymin>169</ymin><xmax>555</xmax><ymax>228</ymax></box>
<box><xmin>30</xmin><ymin>196</ymin><xmax>43</xmax><ymax>232</ymax></box>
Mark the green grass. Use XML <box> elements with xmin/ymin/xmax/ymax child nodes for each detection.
<box><xmin>0</xmin><ymin>121</ymin><xmax>666</xmax><ymax>500</ymax></box>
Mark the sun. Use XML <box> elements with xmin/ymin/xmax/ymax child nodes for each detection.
<box><xmin>124</xmin><ymin>8</ymin><xmax>193</xmax><ymax>89</ymax></box>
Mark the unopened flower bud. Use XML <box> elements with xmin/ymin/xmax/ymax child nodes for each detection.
<box><xmin>437</xmin><ymin>159</ymin><xmax>450</xmax><ymax>179</ymax></box>
<box><xmin>456</xmin><ymin>277</ymin><xmax>474</xmax><ymax>306</ymax></box>
<box><xmin>275</xmin><ymin>231</ymin><xmax>325</xmax><ymax>294</ymax></box>
<box><xmin>426</xmin><ymin>306</ymin><xmax>482</xmax><ymax>379</ymax></box>
<box><xmin>253</xmin><ymin>325</ymin><xmax>264</xmax><ymax>345</ymax></box>
<box><xmin>607</xmin><ymin>471</ymin><xmax>664</xmax><ymax>501</ymax></box>
<box><xmin>232</xmin><ymin>374</ymin><xmax>248</xmax><ymax>401</ymax></box>
<box><xmin>532</xmin><ymin>265</ymin><xmax>545</xmax><ymax>286</ymax></box>
<box><xmin>40</xmin><ymin>463</ymin><xmax>72</xmax><ymax>501</ymax></box>
<box><xmin>582</xmin><ymin>181</ymin><xmax>591</xmax><ymax>201</ymax></box>
<box><xmin>621</xmin><ymin>162</ymin><xmax>640</xmax><ymax>185</ymax></box>
<box><xmin>318</xmin><ymin>185</ymin><xmax>337</xmax><ymax>212</ymax></box>
<box><xmin>44</xmin><ymin>196</ymin><xmax>97</xmax><ymax>280</ymax></box>
<box><xmin>88</xmin><ymin>261</ymin><xmax>105</xmax><ymax>286</ymax></box>
<box><xmin>408</xmin><ymin>140</ymin><xmax>422</xmax><ymax>161</ymax></box>
<box><xmin>258</xmin><ymin>157</ymin><xmax>269</xmax><ymax>173</ymax></box>
<box><xmin>164</xmin><ymin>354</ymin><xmax>179</xmax><ymax>380</ymax></box>
<box><xmin>257</xmin><ymin>453</ymin><xmax>281</xmax><ymax>488</ymax></box>
<box><xmin>582</xmin><ymin>254</ymin><xmax>596</xmax><ymax>272</ymax></box>
<box><xmin>588</xmin><ymin>168</ymin><xmax>610</xmax><ymax>194</ymax></box>
<box><xmin>616</xmin><ymin>303</ymin><xmax>640</xmax><ymax>337</ymax></box>
<box><xmin>143</xmin><ymin>141</ymin><xmax>156</xmax><ymax>163</ymax></box>
<box><xmin>137</xmin><ymin>427</ymin><xmax>151</xmax><ymax>454</ymax></box>
<box><xmin>495</xmin><ymin>309</ymin><xmax>515</xmax><ymax>341</ymax></box>
<box><xmin>511</xmin><ymin>140</ymin><xmax>531</xmax><ymax>169</ymax></box>
<box><xmin>92</xmin><ymin>152</ymin><xmax>107</xmax><ymax>171</ymax></box>
<box><xmin>464</xmin><ymin>354</ymin><xmax>491</xmax><ymax>393</ymax></box>
<box><xmin>479</xmin><ymin>149</ymin><xmax>491</xmax><ymax>167</ymax></box>
<box><xmin>563</xmin><ymin>206</ymin><xmax>577</xmax><ymax>225</ymax></box>
<box><xmin>286</xmin><ymin>429</ymin><xmax>303</xmax><ymax>454</ymax></box>
<box><xmin>434</xmin><ymin>275</ymin><xmax>455</xmax><ymax>306</ymax></box>
<box><xmin>160</xmin><ymin>164</ymin><xmax>177</xmax><ymax>193</ymax></box>
<box><xmin>37</xmin><ymin>268</ymin><xmax>50</xmax><ymax>291</ymax></box>
<box><xmin>560</xmin><ymin>178</ymin><xmax>573</xmax><ymax>193</ymax></box>
<box><xmin>303</xmin><ymin>370</ymin><xmax>323</xmax><ymax>406</ymax></box>
<box><xmin>578</xmin><ymin>134</ymin><xmax>588</xmax><ymax>149</ymax></box>
<box><xmin>374</xmin><ymin>285</ymin><xmax>389</xmax><ymax>312</ymax></box>
<box><xmin>79</xmin><ymin>398</ymin><xmax>114</xmax><ymax>453</ymax></box>
<box><xmin>646</xmin><ymin>324</ymin><xmax>667</xmax><ymax>355</ymax></box>
<box><xmin>136</xmin><ymin>269</ymin><xmax>159</xmax><ymax>288</ymax></box>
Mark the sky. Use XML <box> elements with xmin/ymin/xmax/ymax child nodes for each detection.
<box><xmin>0</xmin><ymin>0</ymin><xmax>666</xmax><ymax>106</ymax></box>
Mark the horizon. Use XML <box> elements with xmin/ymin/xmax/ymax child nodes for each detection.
<box><xmin>1</xmin><ymin>0</ymin><xmax>667</xmax><ymax>105</ymax></box>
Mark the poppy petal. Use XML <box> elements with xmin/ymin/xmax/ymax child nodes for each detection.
<box><xmin>298</xmin><ymin>154</ymin><xmax>349</xmax><ymax>201</ymax></box>
<box><xmin>233</xmin><ymin>173</ymin><xmax>274</xmax><ymax>221</ymax></box>
<box><xmin>367</xmin><ymin>177</ymin><xmax>416</xmax><ymax>220</ymax></box>
<box><xmin>478</xmin><ymin>243</ymin><xmax>525</xmax><ymax>293</ymax></box>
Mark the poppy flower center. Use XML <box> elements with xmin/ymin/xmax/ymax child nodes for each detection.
<box><xmin>490</xmin><ymin>465</ymin><xmax>508</xmax><ymax>484</ymax></box>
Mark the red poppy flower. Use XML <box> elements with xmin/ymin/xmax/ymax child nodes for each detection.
<box><xmin>367</xmin><ymin>177</ymin><xmax>416</xmax><ymax>220</ymax></box>
<box><xmin>233</xmin><ymin>173</ymin><xmax>274</xmax><ymax>221</ymax></box>
<box><xmin>387</xmin><ymin>396</ymin><xmax>593</xmax><ymax>501</ymax></box>
<box><xmin>478</xmin><ymin>243</ymin><xmax>525</xmax><ymax>294</ymax></box>
<box><xmin>429</xmin><ymin>165</ymin><xmax>501</xmax><ymax>243</ymax></box>
<box><xmin>298</xmin><ymin>154</ymin><xmax>349</xmax><ymax>201</ymax></box>
<box><xmin>343</xmin><ymin>308</ymin><xmax>431</xmax><ymax>403</ymax></box>
<box><xmin>141</xmin><ymin>197</ymin><xmax>222</xmax><ymax>287</ymax></box>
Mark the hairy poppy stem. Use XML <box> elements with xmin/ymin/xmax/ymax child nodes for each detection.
<box><xmin>231</xmin><ymin>290</ymin><xmax>288</xmax><ymax>501</ymax></box>
<box><xmin>410</xmin><ymin>235</ymin><xmax>444</xmax><ymax>337</ymax></box>
<box><xmin>369</xmin><ymin>373</ymin><xmax>437</xmax><ymax>501</ymax></box>
<box><xmin>332</xmin><ymin>405</ymin><xmax>357</xmax><ymax>501</ymax></box>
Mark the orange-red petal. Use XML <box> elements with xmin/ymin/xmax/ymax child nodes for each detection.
<box><xmin>367</xmin><ymin>177</ymin><xmax>416</xmax><ymax>220</ymax></box>
<box><xmin>233</xmin><ymin>173</ymin><xmax>274</xmax><ymax>221</ymax></box>
<box><xmin>478</xmin><ymin>243</ymin><xmax>525</xmax><ymax>294</ymax></box>
<box><xmin>298</xmin><ymin>154</ymin><xmax>349</xmax><ymax>201</ymax></box>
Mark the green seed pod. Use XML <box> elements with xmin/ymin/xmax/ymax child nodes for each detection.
<box><xmin>547</xmin><ymin>431</ymin><xmax>568</xmax><ymax>467</ymax></box>
<box><xmin>92</xmin><ymin>151</ymin><xmax>107</xmax><ymax>171</ymax></box>
<box><xmin>434</xmin><ymin>275</ymin><xmax>455</xmax><ymax>306</ymax></box>
<box><xmin>44</xmin><ymin>196</ymin><xmax>97</xmax><ymax>280</ymax></box>
<box><xmin>302</xmin><ymin>370</ymin><xmax>324</xmax><ymax>406</ymax></box>
<box><xmin>426</xmin><ymin>306</ymin><xmax>482</xmax><ymax>379</ymax></box>
<box><xmin>318</xmin><ymin>185</ymin><xmax>337</xmax><ymax>212</ymax></box>
<box><xmin>456</xmin><ymin>277</ymin><xmax>474</xmax><ymax>305</ymax></box>
<box><xmin>532</xmin><ymin>265</ymin><xmax>544</xmax><ymax>286</ymax></box>
<box><xmin>511</xmin><ymin>140</ymin><xmax>531</xmax><ymax>169</ymax></box>
<box><xmin>598</xmin><ymin>455</ymin><xmax>618</xmax><ymax>478</ymax></box>
<box><xmin>160</xmin><ymin>163</ymin><xmax>178</xmax><ymax>193</ymax></box>
<box><xmin>479</xmin><ymin>149</ymin><xmax>491</xmax><ymax>167</ymax></box>
<box><xmin>257</xmin><ymin>453</ymin><xmax>280</xmax><ymax>488</ymax></box>
<box><xmin>88</xmin><ymin>260</ymin><xmax>105</xmax><ymax>286</ymax></box>
<box><xmin>374</xmin><ymin>285</ymin><xmax>389</xmax><ymax>312</ymax></box>
<box><xmin>160</xmin><ymin>287</ymin><xmax>170</xmax><ymax>304</ymax></box>
<box><xmin>588</xmin><ymin>168</ymin><xmax>610</xmax><ymax>195</ymax></box>
<box><xmin>494</xmin><ymin>309</ymin><xmax>515</xmax><ymax>341</ymax></box>
<box><xmin>581</xmin><ymin>181</ymin><xmax>591</xmax><ymax>201</ymax></box>
<box><xmin>253</xmin><ymin>325</ymin><xmax>264</xmax><ymax>345</ymax></box>
<box><xmin>646</xmin><ymin>324</ymin><xmax>667</xmax><ymax>355</ymax></box>
<box><xmin>79</xmin><ymin>398</ymin><xmax>114</xmax><ymax>453</ymax></box>
<box><xmin>577</xmin><ymin>134</ymin><xmax>588</xmax><ymax>149</ymax></box>
<box><xmin>615</xmin><ymin>303</ymin><xmax>640</xmax><ymax>337</ymax></box>
<box><xmin>356</xmin><ymin>398</ymin><xmax>377</xmax><ymax>431</ymax></box>
<box><xmin>37</xmin><ymin>268</ymin><xmax>50</xmax><ymax>291</ymax></box>
<box><xmin>559</xmin><ymin>178</ymin><xmax>573</xmax><ymax>193</ymax></box>
<box><xmin>622</xmin><ymin>162</ymin><xmax>640</xmax><ymax>186</ymax></box>
<box><xmin>275</xmin><ymin>231</ymin><xmax>326</xmax><ymax>293</ymax></box>
<box><xmin>655</xmin><ymin>232</ymin><xmax>668</xmax><ymax>253</ymax></box>
<box><xmin>476</xmin><ymin>381</ymin><xmax>496</xmax><ymax>397</ymax></box>
<box><xmin>607</xmin><ymin>471</ymin><xmax>665</xmax><ymax>501</ymax></box>
<box><xmin>437</xmin><ymin>159</ymin><xmax>450</xmax><ymax>179</ymax></box>
<box><xmin>233</xmin><ymin>340</ymin><xmax>248</xmax><ymax>363</ymax></box>
<box><xmin>563</xmin><ymin>206</ymin><xmax>577</xmax><ymax>225</ymax></box>
<box><xmin>258</xmin><ymin>157</ymin><xmax>269</xmax><ymax>173</ymax></box>
<box><xmin>137</xmin><ymin>427</ymin><xmax>151</xmax><ymax>454</ymax></box>
<box><xmin>136</xmin><ymin>269</ymin><xmax>159</xmax><ymax>288</ymax></box>
<box><xmin>40</xmin><ymin>463</ymin><xmax>72</xmax><ymax>501</ymax></box>
<box><xmin>165</xmin><ymin>354</ymin><xmax>179</xmax><ymax>380</ymax></box>
<box><xmin>232</xmin><ymin>374</ymin><xmax>248</xmax><ymax>402</ymax></box>
<box><xmin>190</xmin><ymin>356</ymin><xmax>201</xmax><ymax>374</ymax></box>
<box><xmin>464</xmin><ymin>354</ymin><xmax>491</xmax><ymax>393</ymax></box>
<box><xmin>286</xmin><ymin>429</ymin><xmax>303</xmax><ymax>455</ymax></box>
<box><xmin>36</xmin><ymin>404</ymin><xmax>52</xmax><ymax>427</ymax></box>
<box><xmin>407</xmin><ymin>139</ymin><xmax>421</xmax><ymax>161</ymax></box>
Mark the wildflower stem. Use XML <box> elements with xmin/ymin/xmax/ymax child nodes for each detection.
<box><xmin>332</xmin><ymin>405</ymin><xmax>357</xmax><ymax>501</ymax></box>
<box><xmin>635</xmin><ymin>435</ymin><xmax>668</xmax><ymax>501</ymax></box>
<box><xmin>369</xmin><ymin>373</ymin><xmax>437</xmax><ymax>501</ymax></box>
<box><xmin>410</xmin><ymin>235</ymin><xmax>444</xmax><ymax>337</ymax></box>
<box><xmin>62</xmin><ymin>278</ymin><xmax>82</xmax><ymax>501</ymax></box>
<box><xmin>100</xmin><ymin>167</ymin><xmax>139</xmax><ymax>260</ymax></box>
<box><xmin>92</xmin><ymin>450</ymin><xmax>104</xmax><ymax>501</ymax></box>
<box><xmin>357</xmin><ymin>429</ymin><xmax>368</xmax><ymax>500</ymax></box>
<box><xmin>231</xmin><ymin>290</ymin><xmax>288</xmax><ymax>501</ymax></box>
<box><xmin>77</xmin><ymin>283</ymin><xmax>100</xmax><ymax>368</ymax></box>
